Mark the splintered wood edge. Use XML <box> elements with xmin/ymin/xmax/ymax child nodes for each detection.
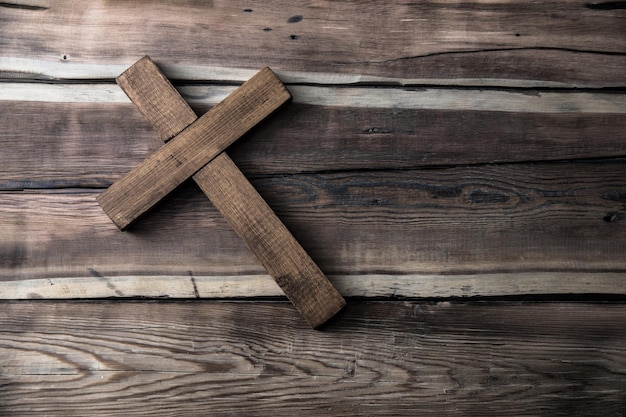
<box><xmin>111</xmin><ymin>56</ymin><xmax>343</xmax><ymax>328</ymax></box>
<box><xmin>97</xmin><ymin>65</ymin><xmax>291</xmax><ymax>230</ymax></box>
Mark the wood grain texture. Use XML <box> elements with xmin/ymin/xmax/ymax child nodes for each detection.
<box><xmin>2</xmin><ymin>300</ymin><xmax>626</xmax><ymax>416</ymax></box>
<box><xmin>97</xmin><ymin>66</ymin><xmax>291</xmax><ymax>229</ymax></box>
<box><xmin>5</xmin><ymin>83</ymin><xmax>626</xmax><ymax>113</ymax></box>
<box><xmin>115</xmin><ymin>56</ymin><xmax>343</xmax><ymax>328</ymax></box>
<box><xmin>1</xmin><ymin>161</ymin><xmax>624</xmax><ymax>291</ymax></box>
<box><xmin>1</xmin><ymin>90</ymin><xmax>626</xmax><ymax>189</ymax></box>
<box><xmin>1</xmin><ymin>0</ymin><xmax>625</xmax><ymax>86</ymax></box>
<box><xmin>116</xmin><ymin>56</ymin><xmax>198</xmax><ymax>142</ymax></box>
<box><xmin>1</xmin><ymin>1</ymin><xmax>624</xmax><ymax>413</ymax></box>
<box><xmin>195</xmin><ymin>153</ymin><xmax>345</xmax><ymax>327</ymax></box>
<box><xmin>4</xmin><ymin>272</ymin><xmax>626</xmax><ymax>301</ymax></box>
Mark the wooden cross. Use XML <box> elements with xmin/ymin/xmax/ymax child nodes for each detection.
<box><xmin>97</xmin><ymin>56</ymin><xmax>345</xmax><ymax>328</ymax></box>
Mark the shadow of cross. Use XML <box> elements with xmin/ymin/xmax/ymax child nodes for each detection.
<box><xmin>97</xmin><ymin>56</ymin><xmax>345</xmax><ymax>328</ymax></box>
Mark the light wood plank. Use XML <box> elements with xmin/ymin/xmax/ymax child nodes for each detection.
<box><xmin>4</xmin><ymin>272</ymin><xmax>626</xmax><ymax>300</ymax></box>
<box><xmin>4</xmin><ymin>83</ymin><xmax>626</xmax><ymax>113</ymax></box>
<box><xmin>1</xmin><ymin>1</ymin><xmax>625</xmax><ymax>86</ymax></box>
<box><xmin>115</xmin><ymin>56</ymin><xmax>343</xmax><ymax>327</ymax></box>
<box><xmin>97</xmin><ymin>67</ymin><xmax>291</xmax><ymax>229</ymax></box>
<box><xmin>2</xmin><ymin>301</ymin><xmax>626</xmax><ymax>415</ymax></box>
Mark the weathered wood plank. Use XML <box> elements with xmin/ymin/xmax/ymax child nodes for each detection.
<box><xmin>1</xmin><ymin>86</ymin><xmax>625</xmax><ymax>188</ymax></box>
<box><xmin>4</xmin><ymin>272</ymin><xmax>626</xmax><ymax>300</ymax></box>
<box><xmin>6</xmin><ymin>83</ymin><xmax>626</xmax><ymax>113</ymax></box>
<box><xmin>1</xmin><ymin>301</ymin><xmax>625</xmax><ymax>415</ymax></box>
<box><xmin>1</xmin><ymin>161</ymin><xmax>624</xmax><ymax>297</ymax></box>
<box><xmin>1</xmin><ymin>0</ymin><xmax>625</xmax><ymax>86</ymax></box>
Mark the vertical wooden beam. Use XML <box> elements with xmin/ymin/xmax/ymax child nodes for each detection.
<box><xmin>113</xmin><ymin>56</ymin><xmax>345</xmax><ymax>328</ymax></box>
<box><xmin>193</xmin><ymin>155</ymin><xmax>346</xmax><ymax>328</ymax></box>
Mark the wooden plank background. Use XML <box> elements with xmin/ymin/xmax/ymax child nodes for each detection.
<box><xmin>1</xmin><ymin>0</ymin><xmax>625</xmax><ymax>414</ymax></box>
<box><xmin>2</xmin><ymin>300</ymin><xmax>626</xmax><ymax>416</ymax></box>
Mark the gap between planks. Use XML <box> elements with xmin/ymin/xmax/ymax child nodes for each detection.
<box><xmin>3</xmin><ymin>272</ymin><xmax>626</xmax><ymax>300</ymax></box>
<box><xmin>1</xmin><ymin>82</ymin><xmax>626</xmax><ymax>113</ymax></box>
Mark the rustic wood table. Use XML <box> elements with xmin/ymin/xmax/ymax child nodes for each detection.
<box><xmin>1</xmin><ymin>1</ymin><xmax>625</xmax><ymax>415</ymax></box>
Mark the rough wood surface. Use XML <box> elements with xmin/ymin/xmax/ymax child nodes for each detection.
<box><xmin>195</xmin><ymin>154</ymin><xmax>346</xmax><ymax>327</ymax></box>
<box><xmin>1</xmin><ymin>161</ymin><xmax>624</xmax><ymax>296</ymax></box>
<box><xmin>97</xmin><ymin>66</ymin><xmax>291</xmax><ymax>229</ymax></box>
<box><xmin>2</xmin><ymin>1</ymin><xmax>625</xmax><ymax>413</ymax></box>
<box><xmin>1</xmin><ymin>0</ymin><xmax>625</xmax><ymax>87</ymax></box>
<box><xmin>115</xmin><ymin>56</ymin><xmax>344</xmax><ymax>328</ymax></box>
<box><xmin>2</xmin><ymin>300</ymin><xmax>626</xmax><ymax>416</ymax></box>
<box><xmin>1</xmin><ymin>87</ymin><xmax>625</xmax><ymax>189</ymax></box>
<box><xmin>5</xmin><ymin>272</ymin><xmax>626</xmax><ymax>301</ymax></box>
<box><xmin>116</xmin><ymin>56</ymin><xmax>198</xmax><ymax>143</ymax></box>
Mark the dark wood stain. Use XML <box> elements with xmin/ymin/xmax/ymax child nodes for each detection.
<box><xmin>287</xmin><ymin>15</ymin><xmax>303</xmax><ymax>23</ymax></box>
<box><xmin>585</xmin><ymin>1</ymin><xmax>626</xmax><ymax>10</ymax></box>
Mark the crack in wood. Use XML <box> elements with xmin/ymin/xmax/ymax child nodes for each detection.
<box><xmin>378</xmin><ymin>46</ymin><xmax>626</xmax><ymax>65</ymax></box>
<box><xmin>0</xmin><ymin>2</ymin><xmax>47</xmax><ymax>10</ymax></box>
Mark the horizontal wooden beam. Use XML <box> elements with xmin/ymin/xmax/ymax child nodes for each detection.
<box><xmin>1</xmin><ymin>1</ymin><xmax>625</xmax><ymax>87</ymax></box>
<box><xmin>2</xmin><ymin>300</ymin><xmax>625</xmax><ymax>415</ymax></box>
<box><xmin>1</xmin><ymin>161</ymin><xmax>624</xmax><ymax>291</ymax></box>
<box><xmin>4</xmin><ymin>83</ymin><xmax>626</xmax><ymax>114</ymax></box>
<box><xmin>97</xmin><ymin>66</ymin><xmax>291</xmax><ymax>230</ymax></box>
<box><xmin>1</xmin><ymin>87</ymin><xmax>626</xmax><ymax>190</ymax></box>
<box><xmin>4</xmin><ymin>272</ymin><xmax>626</xmax><ymax>300</ymax></box>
